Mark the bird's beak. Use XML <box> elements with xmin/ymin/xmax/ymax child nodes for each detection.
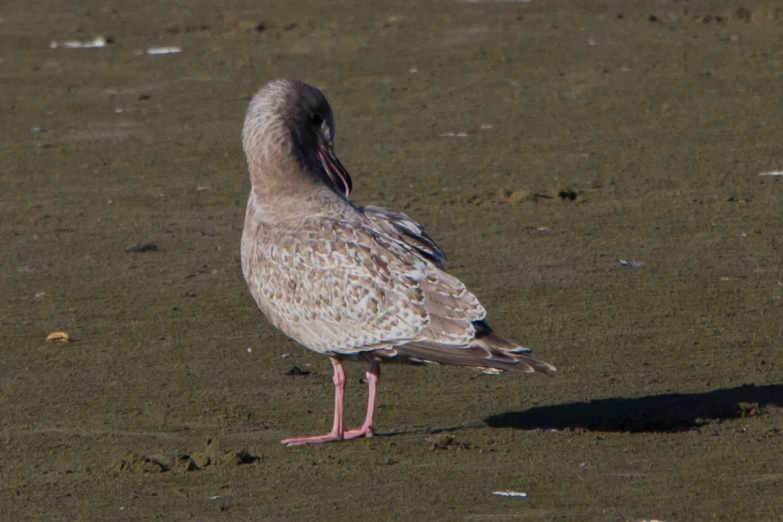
<box><xmin>318</xmin><ymin>139</ymin><xmax>352</xmax><ymax>197</ymax></box>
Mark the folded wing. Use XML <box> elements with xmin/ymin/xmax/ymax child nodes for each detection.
<box><xmin>242</xmin><ymin>212</ymin><xmax>553</xmax><ymax>374</ymax></box>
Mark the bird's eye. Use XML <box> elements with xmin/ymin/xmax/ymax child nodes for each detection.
<box><xmin>311</xmin><ymin>112</ymin><xmax>325</xmax><ymax>126</ymax></box>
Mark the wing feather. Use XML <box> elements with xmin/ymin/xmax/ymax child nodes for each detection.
<box><xmin>359</xmin><ymin>205</ymin><xmax>447</xmax><ymax>268</ymax></box>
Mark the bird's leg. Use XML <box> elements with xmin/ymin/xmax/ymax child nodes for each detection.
<box><xmin>282</xmin><ymin>357</ymin><xmax>346</xmax><ymax>446</ymax></box>
<box><xmin>343</xmin><ymin>361</ymin><xmax>380</xmax><ymax>440</ymax></box>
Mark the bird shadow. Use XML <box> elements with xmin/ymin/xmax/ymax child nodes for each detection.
<box><xmin>376</xmin><ymin>423</ymin><xmax>485</xmax><ymax>438</ymax></box>
<box><xmin>484</xmin><ymin>384</ymin><xmax>783</xmax><ymax>433</ymax></box>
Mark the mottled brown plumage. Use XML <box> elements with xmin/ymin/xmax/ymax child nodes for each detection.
<box><xmin>240</xmin><ymin>79</ymin><xmax>555</xmax><ymax>445</ymax></box>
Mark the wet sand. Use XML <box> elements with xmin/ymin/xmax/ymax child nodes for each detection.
<box><xmin>2</xmin><ymin>1</ymin><xmax>782</xmax><ymax>520</ymax></box>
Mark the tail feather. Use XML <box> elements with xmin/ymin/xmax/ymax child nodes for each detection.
<box><xmin>394</xmin><ymin>331</ymin><xmax>556</xmax><ymax>375</ymax></box>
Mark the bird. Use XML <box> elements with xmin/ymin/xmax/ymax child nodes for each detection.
<box><xmin>240</xmin><ymin>79</ymin><xmax>555</xmax><ymax>446</ymax></box>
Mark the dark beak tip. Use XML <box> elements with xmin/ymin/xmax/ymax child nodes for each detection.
<box><xmin>319</xmin><ymin>143</ymin><xmax>353</xmax><ymax>198</ymax></box>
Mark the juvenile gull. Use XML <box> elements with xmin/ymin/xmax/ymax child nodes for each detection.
<box><xmin>240</xmin><ymin>79</ymin><xmax>555</xmax><ymax>446</ymax></box>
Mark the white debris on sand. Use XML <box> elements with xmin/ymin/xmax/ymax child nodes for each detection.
<box><xmin>49</xmin><ymin>36</ymin><xmax>109</xmax><ymax>49</ymax></box>
<box><xmin>619</xmin><ymin>259</ymin><xmax>644</xmax><ymax>269</ymax></box>
<box><xmin>492</xmin><ymin>490</ymin><xmax>527</xmax><ymax>498</ymax></box>
<box><xmin>145</xmin><ymin>46</ymin><xmax>182</xmax><ymax>56</ymax></box>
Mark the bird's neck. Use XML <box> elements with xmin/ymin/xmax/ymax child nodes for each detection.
<box><xmin>245</xmin><ymin>174</ymin><xmax>352</xmax><ymax>226</ymax></box>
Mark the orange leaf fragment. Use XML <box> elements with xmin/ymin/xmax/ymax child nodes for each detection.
<box><xmin>46</xmin><ymin>331</ymin><xmax>70</xmax><ymax>342</ymax></box>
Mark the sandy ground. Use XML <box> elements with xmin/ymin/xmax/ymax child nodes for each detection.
<box><xmin>2</xmin><ymin>0</ymin><xmax>782</xmax><ymax>520</ymax></box>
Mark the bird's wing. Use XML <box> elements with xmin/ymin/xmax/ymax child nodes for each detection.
<box><xmin>358</xmin><ymin>205</ymin><xmax>447</xmax><ymax>268</ymax></box>
<box><xmin>243</xmin><ymin>216</ymin><xmax>484</xmax><ymax>355</ymax></box>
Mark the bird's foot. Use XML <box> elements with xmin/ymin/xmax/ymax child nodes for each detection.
<box><xmin>281</xmin><ymin>431</ymin><xmax>343</xmax><ymax>446</ymax></box>
<box><xmin>343</xmin><ymin>423</ymin><xmax>374</xmax><ymax>440</ymax></box>
<box><xmin>281</xmin><ymin>425</ymin><xmax>374</xmax><ymax>446</ymax></box>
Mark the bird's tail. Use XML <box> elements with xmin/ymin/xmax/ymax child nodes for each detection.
<box><xmin>394</xmin><ymin>330</ymin><xmax>556</xmax><ymax>375</ymax></box>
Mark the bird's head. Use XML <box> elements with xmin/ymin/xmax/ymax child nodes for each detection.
<box><xmin>242</xmin><ymin>79</ymin><xmax>352</xmax><ymax>198</ymax></box>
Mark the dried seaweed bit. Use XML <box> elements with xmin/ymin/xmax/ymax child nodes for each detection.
<box><xmin>285</xmin><ymin>366</ymin><xmax>310</xmax><ymax>376</ymax></box>
<box><xmin>558</xmin><ymin>189</ymin><xmax>578</xmax><ymax>201</ymax></box>
<box><xmin>144</xmin><ymin>456</ymin><xmax>171</xmax><ymax>472</ymax></box>
<box><xmin>125</xmin><ymin>241</ymin><xmax>158</xmax><ymax>253</ymax></box>
<box><xmin>227</xmin><ymin>449</ymin><xmax>260</xmax><ymax>465</ymax></box>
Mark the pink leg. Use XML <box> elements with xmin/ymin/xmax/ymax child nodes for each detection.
<box><xmin>282</xmin><ymin>357</ymin><xmax>346</xmax><ymax>447</ymax></box>
<box><xmin>343</xmin><ymin>361</ymin><xmax>380</xmax><ymax>440</ymax></box>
